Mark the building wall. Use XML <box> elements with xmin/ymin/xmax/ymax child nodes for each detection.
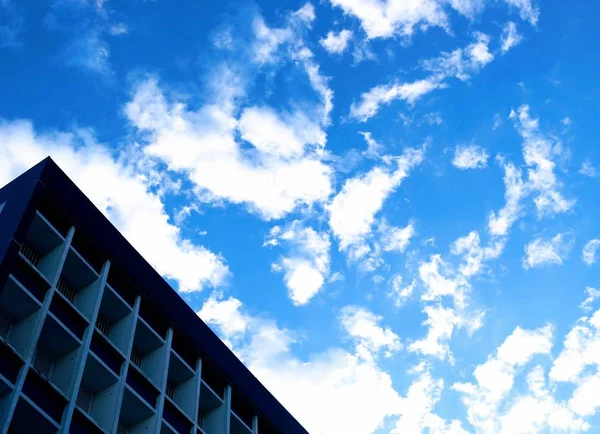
<box><xmin>0</xmin><ymin>160</ymin><xmax>304</xmax><ymax>434</ymax></box>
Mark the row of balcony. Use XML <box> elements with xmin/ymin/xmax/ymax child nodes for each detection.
<box><xmin>0</xmin><ymin>206</ymin><xmax>273</xmax><ymax>434</ymax></box>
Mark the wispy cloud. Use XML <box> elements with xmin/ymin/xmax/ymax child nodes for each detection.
<box><xmin>582</xmin><ymin>239</ymin><xmax>600</xmax><ymax>265</ymax></box>
<box><xmin>0</xmin><ymin>0</ymin><xmax>24</xmax><ymax>49</ymax></box>
<box><xmin>580</xmin><ymin>159</ymin><xmax>598</xmax><ymax>177</ymax></box>
<box><xmin>523</xmin><ymin>233</ymin><xmax>573</xmax><ymax>269</ymax></box>
<box><xmin>320</xmin><ymin>29</ymin><xmax>353</xmax><ymax>54</ymax></box>
<box><xmin>501</xmin><ymin>21</ymin><xmax>522</xmax><ymax>53</ymax></box>
<box><xmin>46</xmin><ymin>0</ymin><xmax>128</xmax><ymax>77</ymax></box>
<box><xmin>452</xmin><ymin>144</ymin><xmax>489</xmax><ymax>169</ymax></box>
<box><xmin>350</xmin><ymin>32</ymin><xmax>495</xmax><ymax>121</ymax></box>
<box><xmin>504</xmin><ymin>0</ymin><xmax>540</xmax><ymax>26</ymax></box>
<box><xmin>489</xmin><ymin>106</ymin><xmax>575</xmax><ymax>236</ymax></box>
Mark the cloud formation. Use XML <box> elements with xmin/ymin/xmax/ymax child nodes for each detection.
<box><xmin>320</xmin><ymin>29</ymin><xmax>353</xmax><ymax>54</ymax></box>
<box><xmin>0</xmin><ymin>119</ymin><xmax>228</xmax><ymax>292</ymax></box>
<box><xmin>265</xmin><ymin>221</ymin><xmax>331</xmax><ymax>305</ymax></box>
<box><xmin>523</xmin><ymin>233</ymin><xmax>572</xmax><ymax>269</ymax></box>
<box><xmin>452</xmin><ymin>144</ymin><xmax>489</xmax><ymax>169</ymax></box>
<box><xmin>350</xmin><ymin>32</ymin><xmax>495</xmax><ymax>121</ymax></box>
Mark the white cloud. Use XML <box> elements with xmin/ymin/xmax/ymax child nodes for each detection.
<box><xmin>327</xmin><ymin>145</ymin><xmax>424</xmax><ymax>250</ymax></box>
<box><xmin>0</xmin><ymin>119</ymin><xmax>229</xmax><ymax>292</ymax></box>
<box><xmin>293</xmin><ymin>2</ymin><xmax>316</xmax><ymax>24</ymax></box>
<box><xmin>561</xmin><ymin>116</ymin><xmax>572</xmax><ymax>127</ymax></box>
<box><xmin>198</xmin><ymin>294</ymin><xmax>466</xmax><ymax>434</ymax></box>
<box><xmin>303</xmin><ymin>58</ymin><xmax>335</xmax><ymax>125</ymax></box>
<box><xmin>265</xmin><ymin>221</ymin><xmax>330</xmax><ymax>305</ymax></box>
<box><xmin>350</xmin><ymin>219</ymin><xmax>414</xmax><ymax>273</ymax></box>
<box><xmin>493</xmin><ymin>113</ymin><xmax>503</xmax><ymax>130</ymax></box>
<box><xmin>580</xmin><ymin>287</ymin><xmax>600</xmax><ymax>312</ymax></box>
<box><xmin>251</xmin><ymin>16</ymin><xmax>293</xmax><ymax>64</ymax></box>
<box><xmin>320</xmin><ymin>29</ymin><xmax>353</xmax><ymax>54</ymax></box>
<box><xmin>452</xmin><ymin>144</ymin><xmax>489</xmax><ymax>169</ymax></box>
<box><xmin>392</xmin><ymin>368</ymin><xmax>468</xmax><ymax>434</ymax></box>
<box><xmin>279</xmin><ymin>259</ymin><xmax>325</xmax><ymax>306</ymax></box>
<box><xmin>453</xmin><ymin>316</ymin><xmax>600</xmax><ymax>433</ymax></box>
<box><xmin>550</xmin><ymin>308</ymin><xmax>600</xmax><ymax>385</ymax></box>
<box><xmin>409</xmin><ymin>303</ymin><xmax>483</xmax><ymax>362</ymax></box>
<box><xmin>569</xmin><ymin>374</ymin><xmax>600</xmax><ymax>418</ymax></box>
<box><xmin>451</xmin><ymin>231</ymin><xmax>504</xmax><ymax>277</ymax></box>
<box><xmin>328</xmin><ymin>0</ymin><xmax>493</xmax><ymax>40</ymax></box>
<box><xmin>423</xmin><ymin>112</ymin><xmax>443</xmax><ymax>125</ymax></box>
<box><xmin>579</xmin><ymin>159</ymin><xmax>598</xmax><ymax>178</ymax></box>
<box><xmin>488</xmin><ymin>163</ymin><xmax>525</xmax><ymax>236</ymax></box>
<box><xmin>504</xmin><ymin>0</ymin><xmax>540</xmax><ymax>25</ymax></box>
<box><xmin>419</xmin><ymin>255</ymin><xmax>464</xmax><ymax>305</ymax></box>
<box><xmin>359</xmin><ymin>131</ymin><xmax>385</xmax><ymax>158</ymax></box>
<box><xmin>350</xmin><ymin>78</ymin><xmax>443</xmax><ymax>122</ymax></box>
<box><xmin>409</xmin><ymin>305</ymin><xmax>460</xmax><ymax>361</ymax></box>
<box><xmin>197</xmin><ymin>294</ymin><xmax>406</xmax><ymax>434</ymax></box>
<box><xmin>126</xmin><ymin>76</ymin><xmax>333</xmax><ymax>220</ymax></box>
<box><xmin>422</xmin><ymin>32</ymin><xmax>494</xmax><ymax>81</ymax></box>
<box><xmin>197</xmin><ymin>294</ymin><xmax>249</xmax><ymax>338</ymax></box>
<box><xmin>468</xmin><ymin>32</ymin><xmax>494</xmax><ymax>66</ymax></box>
<box><xmin>339</xmin><ymin>306</ymin><xmax>402</xmax><ymax>358</ymax></box>
<box><xmin>389</xmin><ymin>275</ymin><xmax>416</xmax><ymax>307</ymax></box>
<box><xmin>126</xmin><ymin>8</ymin><xmax>336</xmax><ymax>221</ymax></box>
<box><xmin>500</xmin><ymin>21</ymin><xmax>522</xmax><ymax>53</ymax></box>
<box><xmin>413</xmin><ymin>230</ymin><xmax>505</xmax><ymax>362</ymax></box>
<box><xmin>251</xmin><ymin>3</ymin><xmax>317</xmax><ymax>64</ymax></box>
<box><xmin>549</xmin><ymin>309</ymin><xmax>600</xmax><ymax>422</ymax></box>
<box><xmin>498</xmin><ymin>366</ymin><xmax>587</xmax><ymax>433</ymax></box>
<box><xmin>379</xmin><ymin>219</ymin><xmax>416</xmax><ymax>252</ymax></box>
<box><xmin>513</xmin><ymin>105</ymin><xmax>574</xmax><ymax>216</ymax></box>
<box><xmin>47</xmin><ymin>0</ymin><xmax>128</xmax><ymax>77</ymax></box>
<box><xmin>64</xmin><ymin>30</ymin><xmax>112</xmax><ymax>76</ymax></box>
<box><xmin>453</xmin><ymin>325</ymin><xmax>554</xmax><ymax>432</ymax></box>
<box><xmin>109</xmin><ymin>22</ymin><xmax>128</xmax><ymax>35</ymax></box>
<box><xmin>238</xmin><ymin>106</ymin><xmax>325</xmax><ymax>158</ymax></box>
<box><xmin>489</xmin><ymin>106</ymin><xmax>574</xmax><ymax>237</ymax></box>
<box><xmin>350</xmin><ymin>33</ymin><xmax>494</xmax><ymax>121</ymax></box>
<box><xmin>523</xmin><ymin>233</ymin><xmax>573</xmax><ymax>269</ymax></box>
<box><xmin>582</xmin><ymin>239</ymin><xmax>600</xmax><ymax>265</ymax></box>
<box><xmin>447</xmin><ymin>0</ymin><xmax>484</xmax><ymax>18</ymax></box>
<box><xmin>328</xmin><ymin>0</ymin><xmax>449</xmax><ymax>39</ymax></box>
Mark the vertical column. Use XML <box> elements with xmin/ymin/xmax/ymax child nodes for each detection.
<box><xmin>224</xmin><ymin>385</ymin><xmax>232</xmax><ymax>434</ymax></box>
<box><xmin>252</xmin><ymin>415</ymin><xmax>259</xmax><ymax>434</ymax></box>
<box><xmin>59</xmin><ymin>258</ymin><xmax>110</xmax><ymax>433</ymax></box>
<box><xmin>154</xmin><ymin>327</ymin><xmax>173</xmax><ymax>432</ymax></box>
<box><xmin>109</xmin><ymin>294</ymin><xmax>141</xmax><ymax>434</ymax></box>
<box><xmin>193</xmin><ymin>357</ymin><xmax>203</xmax><ymax>431</ymax></box>
<box><xmin>0</xmin><ymin>225</ymin><xmax>74</xmax><ymax>434</ymax></box>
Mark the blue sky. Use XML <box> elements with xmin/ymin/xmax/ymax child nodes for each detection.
<box><xmin>2</xmin><ymin>0</ymin><xmax>600</xmax><ymax>432</ymax></box>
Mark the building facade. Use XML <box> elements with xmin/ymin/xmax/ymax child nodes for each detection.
<box><xmin>0</xmin><ymin>158</ymin><xmax>308</xmax><ymax>434</ymax></box>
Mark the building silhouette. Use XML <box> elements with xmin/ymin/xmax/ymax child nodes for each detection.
<box><xmin>0</xmin><ymin>158</ymin><xmax>308</xmax><ymax>434</ymax></box>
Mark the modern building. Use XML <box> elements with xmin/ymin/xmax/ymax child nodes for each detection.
<box><xmin>0</xmin><ymin>158</ymin><xmax>308</xmax><ymax>434</ymax></box>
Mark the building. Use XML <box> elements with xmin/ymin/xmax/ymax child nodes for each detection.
<box><xmin>0</xmin><ymin>158</ymin><xmax>308</xmax><ymax>434</ymax></box>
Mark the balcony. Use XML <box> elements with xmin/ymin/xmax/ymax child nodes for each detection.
<box><xmin>32</xmin><ymin>313</ymin><xmax>82</xmax><ymax>396</ymax></box>
<box><xmin>76</xmin><ymin>351</ymin><xmax>120</xmax><ymax>432</ymax></box>
<box><xmin>56</xmin><ymin>247</ymin><xmax>101</xmax><ymax>320</ymax></box>
<box><xmin>20</xmin><ymin>211</ymin><xmax>66</xmax><ymax>284</ymax></box>
<box><xmin>130</xmin><ymin>317</ymin><xmax>167</xmax><ymax>388</ymax></box>
<box><xmin>95</xmin><ymin>283</ymin><xmax>135</xmax><ymax>355</ymax></box>
<box><xmin>0</xmin><ymin>275</ymin><xmax>42</xmax><ymax>359</ymax></box>
<box><xmin>117</xmin><ymin>385</ymin><xmax>156</xmax><ymax>434</ymax></box>
<box><xmin>165</xmin><ymin>348</ymin><xmax>196</xmax><ymax>420</ymax></box>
